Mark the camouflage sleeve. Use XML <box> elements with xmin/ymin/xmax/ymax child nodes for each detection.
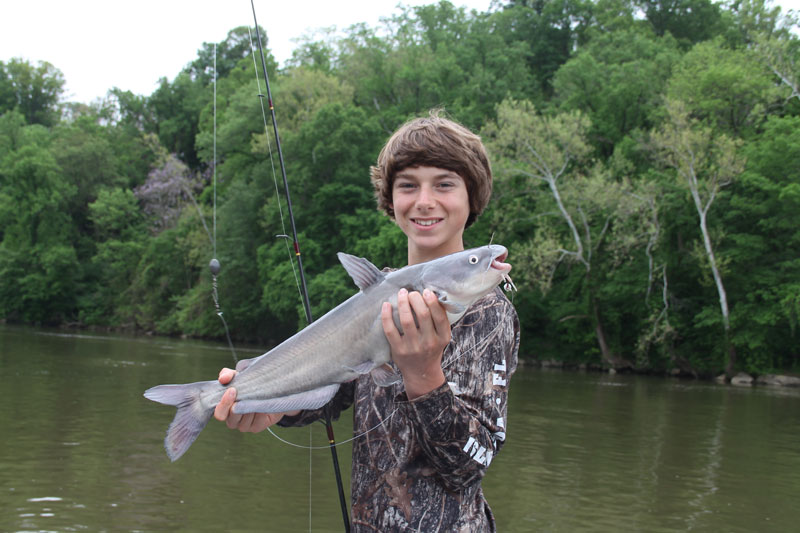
<box><xmin>276</xmin><ymin>381</ymin><xmax>356</xmax><ymax>427</ymax></box>
<box><xmin>397</xmin><ymin>290</ymin><xmax>519</xmax><ymax>492</ymax></box>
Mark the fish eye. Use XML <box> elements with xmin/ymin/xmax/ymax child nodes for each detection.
<box><xmin>468</xmin><ymin>255</ymin><xmax>479</xmax><ymax>264</ymax></box>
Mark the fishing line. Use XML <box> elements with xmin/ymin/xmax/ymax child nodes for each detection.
<box><xmin>208</xmin><ymin>42</ymin><xmax>238</xmax><ymax>364</ymax></box>
<box><xmin>247</xmin><ymin>6</ymin><xmax>350</xmax><ymax>531</ymax></box>
<box><xmin>214</xmin><ymin>43</ymin><xmax>217</xmax><ymax>259</ymax></box>
<box><xmin>245</xmin><ymin>23</ymin><xmax>317</xmax><ymax>529</ymax></box>
<box><xmin>246</xmin><ymin>27</ymin><xmax>304</xmax><ymax>305</ymax></box>
<box><xmin>309</xmin><ymin>427</ymin><xmax>313</xmax><ymax>531</ymax></box>
<box><xmin>265</xmin><ymin>409</ymin><xmax>400</xmax><ymax>450</ymax></box>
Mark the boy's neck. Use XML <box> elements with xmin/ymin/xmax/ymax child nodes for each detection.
<box><xmin>407</xmin><ymin>240</ymin><xmax>465</xmax><ymax>266</ymax></box>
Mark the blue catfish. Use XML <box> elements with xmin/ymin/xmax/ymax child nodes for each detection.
<box><xmin>144</xmin><ymin>245</ymin><xmax>514</xmax><ymax>461</ymax></box>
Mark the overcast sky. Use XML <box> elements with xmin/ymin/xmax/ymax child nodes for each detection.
<box><xmin>1</xmin><ymin>0</ymin><xmax>797</xmax><ymax>105</ymax></box>
<box><xmin>0</xmin><ymin>0</ymin><xmax>492</xmax><ymax>104</ymax></box>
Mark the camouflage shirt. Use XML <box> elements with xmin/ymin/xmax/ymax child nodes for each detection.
<box><xmin>280</xmin><ymin>287</ymin><xmax>519</xmax><ymax>532</ymax></box>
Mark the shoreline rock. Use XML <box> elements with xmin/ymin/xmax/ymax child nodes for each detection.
<box><xmin>731</xmin><ymin>372</ymin><xmax>754</xmax><ymax>386</ymax></box>
<box><xmin>755</xmin><ymin>374</ymin><xmax>800</xmax><ymax>388</ymax></box>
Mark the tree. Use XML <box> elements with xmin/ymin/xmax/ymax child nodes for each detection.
<box><xmin>751</xmin><ymin>7</ymin><xmax>800</xmax><ymax>102</ymax></box>
<box><xmin>189</xmin><ymin>27</ymin><xmax>259</xmax><ymax>84</ymax></box>
<box><xmin>650</xmin><ymin>99</ymin><xmax>745</xmax><ymax>376</ymax></box>
<box><xmin>101</xmin><ymin>88</ymin><xmax>155</xmax><ymax>131</ymax></box>
<box><xmin>84</xmin><ymin>188</ymin><xmax>145</xmax><ymax>325</ymax></box>
<box><xmin>148</xmin><ymin>72</ymin><xmax>206</xmax><ymax>169</ymax></box>
<box><xmin>0</xmin><ymin>58</ymin><xmax>65</xmax><ymax>126</ymax></box>
<box><xmin>721</xmin><ymin>115</ymin><xmax>800</xmax><ymax>372</ymax></box>
<box><xmin>287</xmin><ymin>28</ymin><xmax>339</xmax><ymax>72</ymax></box>
<box><xmin>499</xmin><ymin>0</ymin><xmax>594</xmax><ymax>96</ymax></box>
<box><xmin>553</xmin><ymin>29</ymin><xmax>681</xmax><ymax>154</ymax></box>
<box><xmin>52</xmin><ymin>117</ymin><xmax>124</xmax><ymax>234</ymax></box>
<box><xmin>0</xmin><ymin>121</ymin><xmax>79</xmax><ymax>322</ymax></box>
<box><xmin>635</xmin><ymin>0</ymin><xmax>726</xmax><ymax>46</ymax></box>
<box><xmin>134</xmin><ymin>153</ymin><xmax>210</xmax><ymax>238</ymax></box>
<box><xmin>666</xmin><ymin>38</ymin><xmax>779</xmax><ymax>136</ymax></box>
<box><xmin>485</xmin><ymin>99</ymin><xmax>655</xmax><ymax>368</ymax></box>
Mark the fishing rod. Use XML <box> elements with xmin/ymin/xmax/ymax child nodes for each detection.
<box><xmin>249</xmin><ymin>2</ymin><xmax>351</xmax><ymax>531</ymax></box>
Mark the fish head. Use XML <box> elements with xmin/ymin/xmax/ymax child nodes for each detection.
<box><xmin>420</xmin><ymin>244</ymin><xmax>513</xmax><ymax>316</ymax></box>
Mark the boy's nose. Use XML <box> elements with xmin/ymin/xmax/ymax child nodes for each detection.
<box><xmin>415</xmin><ymin>185</ymin><xmax>435</xmax><ymax>209</ymax></box>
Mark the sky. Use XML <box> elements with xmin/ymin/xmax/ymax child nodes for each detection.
<box><xmin>0</xmin><ymin>0</ymin><xmax>492</xmax><ymax>104</ymax></box>
<box><xmin>0</xmin><ymin>0</ymin><xmax>797</xmax><ymax>105</ymax></box>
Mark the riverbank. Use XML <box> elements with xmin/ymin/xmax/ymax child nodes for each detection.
<box><xmin>5</xmin><ymin>318</ymin><xmax>799</xmax><ymax>388</ymax></box>
<box><xmin>528</xmin><ymin>357</ymin><xmax>800</xmax><ymax>389</ymax></box>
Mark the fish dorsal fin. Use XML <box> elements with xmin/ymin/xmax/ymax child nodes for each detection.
<box><xmin>337</xmin><ymin>252</ymin><xmax>385</xmax><ymax>291</ymax></box>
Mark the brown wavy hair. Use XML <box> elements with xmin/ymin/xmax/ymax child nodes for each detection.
<box><xmin>370</xmin><ymin>110</ymin><xmax>492</xmax><ymax>228</ymax></box>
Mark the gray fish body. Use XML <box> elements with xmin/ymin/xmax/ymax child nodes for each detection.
<box><xmin>144</xmin><ymin>245</ymin><xmax>512</xmax><ymax>461</ymax></box>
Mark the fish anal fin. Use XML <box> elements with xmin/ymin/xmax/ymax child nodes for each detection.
<box><xmin>232</xmin><ymin>384</ymin><xmax>340</xmax><ymax>415</ymax></box>
<box><xmin>337</xmin><ymin>253</ymin><xmax>384</xmax><ymax>291</ymax></box>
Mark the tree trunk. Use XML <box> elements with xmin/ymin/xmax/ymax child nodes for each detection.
<box><xmin>697</xmin><ymin>209</ymin><xmax>735</xmax><ymax>374</ymax></box>
<box><xmin>589</xmin><ymin>285</ymin><xmax>630</xmax><ymax>369</ymax></box>
<box><xmin>547</xmin><ymin>176</ymin><xmax>586</xmax><ymax>266</ymax></box>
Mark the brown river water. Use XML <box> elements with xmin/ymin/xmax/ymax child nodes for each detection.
<box><xmin>1</xmin><ymin>324</ymin><xmax>799</xmax><ymax>532</ymax></box>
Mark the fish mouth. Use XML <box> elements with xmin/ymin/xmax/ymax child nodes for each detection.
<box><xmin>490</xmin><ymin>249</ymin><xmax>511</xmax><ymax>273</ymax></box>
<box><xmin>489</xmin><ymin>248</ymin><xmax>517</xmax><ymax>291</ymax></box>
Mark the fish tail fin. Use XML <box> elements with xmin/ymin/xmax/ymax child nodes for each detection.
<box><xmin>144</xmin><ymin>383</ymin><xmax>214</xmax><ymax>462</ymax></box>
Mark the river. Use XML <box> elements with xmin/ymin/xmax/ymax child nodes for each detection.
<box><xmin>1</xmin><ymin>324</ymin><xmax>798</xmax><ymax>532</ymax></box>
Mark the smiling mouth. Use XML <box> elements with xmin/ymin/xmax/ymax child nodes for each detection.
<box><xmin>411</xmin><ymin>218</ymin><xmax>443</xmax><ymax>227</ymax></box>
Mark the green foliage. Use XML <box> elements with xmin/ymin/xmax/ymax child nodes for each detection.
<box><xmin>485</xmin><ymin>98</ymin><xmax>658</xmax><ymax>367</ymax></box>
<box><xmin>0</xmin><ymin>58</ymin><xmax>65</xmax><ymax>126</ymax></box>
<box><xmin>665</xmin><ymin>39</ymin><xmax>779</xmax><ymax>135</ymax></box>
<box><xmin>1</xmin><ymin>1</ymin><xmax>798</xmax><ymax>376</ymax></box>
<box><xmin>498</xmin><ymin>0</ymin><xmax>594</xmax><ymax>96</ymax></box>
<box><xmin>721</xmin><ymin>115</ymin><xmax>800</xmax><ymax>371</ymax></box>
<box><xmin>553</xmin><ymin>29</ymin><xmax>681</xmax><ymax>154</ymax></box>
<box><xmin>635</xmin><ymin>0</ymin><xmax>727</xmax><ymax>46</ymax></box>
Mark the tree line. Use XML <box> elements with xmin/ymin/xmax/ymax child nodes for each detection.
<box><xmin>1</xmin><ymin>0</ymin><xmax>798</xmax><ymax>377</ymax></box>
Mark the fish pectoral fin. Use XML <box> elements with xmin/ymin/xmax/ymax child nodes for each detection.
<box><xmin>337</xmin><ymin>252</ymin><xmax>385</xmax><ymax>291</ymax></box>
<box><xmin>345</xmin><ymin>361</ymin><xmax>375</xmax><ymax>375</ymax></box>
<box><xmin>232</xmin><ymin>384</ymin><xmax>340</xmax><ymax>415</ymax></box>
<box><xmin>433</xmin><ymin>290</ymin><xmax>467</xmax><ymax>315</ymax></box>
<box><xmin>370</xmin><ymin>363</ymin><xmax>403</xmax><ymax>387</ymax></box>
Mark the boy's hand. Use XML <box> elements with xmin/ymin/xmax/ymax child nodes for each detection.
<box><xmin>381</xmin><ymin>288</ymin><xmax>450</xmax><ymax>400</ymax></box>
<box><xmin>213</xmin><ymin>367</ymin><xmax>294</xmax><ymax>432</ymax></box>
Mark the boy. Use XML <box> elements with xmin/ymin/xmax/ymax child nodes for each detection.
<box><xmin>216</xmin><ymin>112</ymin><xmax>519</xmax><ymax>532</ymax></box>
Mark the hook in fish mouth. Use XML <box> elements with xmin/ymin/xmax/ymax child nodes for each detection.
<box><xmin>502</xmin><ymin>273</ymin><xmax>517</xmax><ymax>292</ymax></box>
<box><xmin>487</xmin><ymin>247</ymin><xmax>516</xmax><ymax>292</ymax></box>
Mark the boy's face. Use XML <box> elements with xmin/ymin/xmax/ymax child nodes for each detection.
<box><xmin>391</xmin><ymin>166</ymin><xmax>470</xmax><ymax>264</ymax></box>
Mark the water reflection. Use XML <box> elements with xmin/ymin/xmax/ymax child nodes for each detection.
<box><xmin>1</xmin><ymin>325</ymin><xmax>799</xmax><ymax>532</ymax></box>
<box><xmin>485</xmin><ymin>368</ymin><xmax>800</xmax><ymax>532</ymax></box>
